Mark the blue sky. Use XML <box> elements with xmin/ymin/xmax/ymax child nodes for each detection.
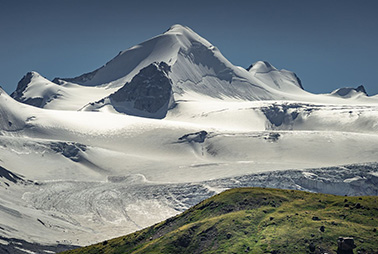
<box><xmin>1</xmin><ymin>0</ymin><xmax>377</xmax><ymax>95</ymax></box>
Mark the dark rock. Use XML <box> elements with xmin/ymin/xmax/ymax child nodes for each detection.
<box><xmin>49</xmin><ymin>142</ymin><xmax>86</xmax><ymax>162</ymax></box>
<box><xmin>355</xmin><ymin>203</ymin><xmax>362</xmax><ymax>209</ymax></box>
<box><xmin>176</xmin><ymin>234</ymin><xmax>191</xmax><ymax>248</ymax></box>
<box><xmin>312</xmin><ymin>216</ymin><xmax>321</xmax><ymax>221</ymax></box>
<box><xmin>102</xmin><ymin>240</ymin><xmax>108</xmax><ymax>245</ymax></box>
<box><xmin>270</xmin><ymin>217</ymin><xmax>274</xmax><ymax>221</ymax></box>
<box><xmin>309</xmin><ymin>242</ymin><xmax>316</xmax><ymax>252</ymax></box>
<box><xmin>109</xmin><ymin>62</ymin><xmax>173</xmax><ymax>118</ymax></box>
<box><xmin>337</xmin><ymin>237</ymin><xmax>356</xmax><ymax>254</ymax></box>
<box><xmin>264</xmin><ymin>132</ymin><xmax>281</xmax><ymax>142</ymax></box>
<box><xmin>356</xmin><ymin>85</ymin><xmax>368</xmax><ymax>96</ymax></box>
<box><xmin>0</xmin><ymin>166</ymin><xmax>24</xmax><ymax>184</ymax></box>
<box><xmin>178</xmin><ymin>131</ymin><xmax>208</xmax><ymax>143</ymax></box>
<box><xmin>320</xmin><ymin>226</ymin><xmax>325</xmax><ymax>232</ymax></box>
<box><xmin>261</xmin><ymin>104</ymin><xmax>300</xmax><ymax>127</ymax></box>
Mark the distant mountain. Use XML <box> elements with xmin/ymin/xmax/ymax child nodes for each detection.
<box><xmin>331</xmin><ymin>85</ymin><xmax>368</xmax><ymax>98</ymax></box>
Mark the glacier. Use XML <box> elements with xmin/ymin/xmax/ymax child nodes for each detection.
<box><xmin>0</xmin><ymin>24</ymin><xmax>378</xmax><ymax>253</ymax></box>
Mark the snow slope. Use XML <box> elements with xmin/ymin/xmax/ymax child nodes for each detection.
<box><xmin>1</xmin><ymin>25</ymin><xmax>378</xmax><ymax>253</ymax></box>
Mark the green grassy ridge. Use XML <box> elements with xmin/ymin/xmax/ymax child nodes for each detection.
<box><xmin>62</xmin><ymin>188</ymin><xmax>378</xmax><ymax>254</ymax></box>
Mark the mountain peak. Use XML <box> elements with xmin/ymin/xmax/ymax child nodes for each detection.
<box><xmin>166</xmin><ymin>24</ymin><xmax>191</xmax><ymax>33</ymax></box>
<box><xmin>356</xmin><ymin>85</ymin><xmax>368</xmax><ymax>95</ymax></box>
<box><xmin>11</xmin><ymin>71</ymin><xmax>63</xmax><ymax>108</ymax></box>
<box><xmin>331</xmin><ymin>85</ymin><xmax>368</xmax><ymax>97</ymax></box>
<box><xmin>247</xmin><ymin>61</ymin><xmax>277</xmax><ymax>73</ymax></box>
<box><xmin>11</xmin><ymin>71</ymin><xmax>42</xmax><ymax>99</ymax></box>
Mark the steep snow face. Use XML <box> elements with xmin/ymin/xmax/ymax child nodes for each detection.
<box><xmin>0</xmin><ymin>87</ymin><xmax>31</xmax><ymax>132</ymax></box>
<box><xmin>55</xmin><ymin>25</ymin><xmax>196</xmax><ymax>87</ymax></box>
<box><xmin>247</xmin><ymin>61</ymin><xmax>304</xmax><ymax>92</ymax></box>
<box><xmin>82</xmin><ymin>62</ymin><xmax>174</xmax><ymax>118</ymax></box>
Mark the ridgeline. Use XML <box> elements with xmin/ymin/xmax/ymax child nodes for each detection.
<box><xmin>62</xmin><ymin>188</ymin><xmax>378</xmax><ymax>254</ymax></box>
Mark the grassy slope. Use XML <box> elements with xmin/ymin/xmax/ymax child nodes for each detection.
<box><xmin>63</xmin><ymin>188</ymin><xmax>378</xmax><ymax>254</ymax></box>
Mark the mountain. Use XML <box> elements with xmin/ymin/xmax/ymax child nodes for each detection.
<box><xmin>331</xmin><ymin>85</ymin><xmax>368</xmax><ymax>98</ymax></box>
<box><xmin>11</xmin><ymin>25</ymin><xmax>313</xmax><ymax>117</ymax></box>
<box><xmin>62</xmin><ymin>187</ymin><xmax>378</xmax><ymax>254</ymax></box>
<box><xmin>11</xmin><ymin>71</ymin><xmax>61</xmax><ymax>108</ymax></box>
<box><xmin>1</xmin><ymin>25</ymin><xmax>378</xmax><ymax>253</ymax></box>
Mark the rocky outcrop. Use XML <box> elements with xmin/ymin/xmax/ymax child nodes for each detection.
<box><xmin>110</xmin><ymin>62</ymin><xmax>172</xmax><ymax>115</ymax></box>
<box><xmin>11</xmin><ymin>72</ymin><xmax>34</xmax><ymax>100</ymax></box>
<box><xmin>337</xmin><ymin>237</ymin><xmax>356</xmax><ymax>254</ymax></box>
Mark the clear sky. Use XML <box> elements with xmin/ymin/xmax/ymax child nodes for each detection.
<box><xmin>1</xmin><ymin>0</ymin><xmax>377</xmax><ymax>95</ymax></box>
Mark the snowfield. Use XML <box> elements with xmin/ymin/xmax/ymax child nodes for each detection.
<box><xmin>1</xmin><ymin>24</ymin><xmax>378</xmax><ymax>253</ymax></box>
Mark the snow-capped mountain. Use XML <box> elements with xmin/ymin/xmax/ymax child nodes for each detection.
<box><xmin>12</xmin><ymin>25</ymin><xmax>312</xmax><ymax>115</ymax></box>
<box><xmin>331</xmin><ymin>85</ymin><xmax>368</xmax><ymax>98</ymax></box>
<box><xmin>1</xmin><ymin>25</ymin><xmax>378</xmax><ymax>253</ymax></box>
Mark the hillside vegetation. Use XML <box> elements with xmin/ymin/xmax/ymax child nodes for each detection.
<box><xmin>62</xmin><ymin>188</ymin><xmax>378</xmax><ymax>254</ymax></box>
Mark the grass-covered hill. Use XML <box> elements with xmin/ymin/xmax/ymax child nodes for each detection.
<box><xmin>62</xmin><ymin>188</ymin><xmax>378</xmax><ymax>254</ymax></box>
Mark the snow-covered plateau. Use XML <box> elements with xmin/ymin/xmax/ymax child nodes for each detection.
<box><xmin>1</xmin><ymin>24</ymin><xmax>378</xmax><ymax>253</ymax></box>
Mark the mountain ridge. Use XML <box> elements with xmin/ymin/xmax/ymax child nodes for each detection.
<box><xmin>9</xmin><ymin>24</ymin><xmax>312</xmax><ymax>116</ymax></box>
<box><xmin>62</xmin><ymin>187</ymin><xmax>378</xmax><ymax>254</ymax></box>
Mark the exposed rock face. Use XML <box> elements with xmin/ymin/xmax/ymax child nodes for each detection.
<box><xmin>49</xmin><ymin>142</ymin><xmax>87</xmax><ymax>162</ymax></box>
<box><xmin>355</xmin><ymin>85</ymin><xmax>368</xmax><ymax>95</ymax></box>
<box><xmin>0</xmin><ymin>166</ymin><xmax>24</xmax><ymax>184</ymax></box>
<box><xmin>109</xmin><ymin>62</ymin><xmax>173</xmax><ymax>116</ymax></box>
<box><xmin>261</xmin><ymin>104</ymin><xmax>299</xmax><ymax>128</ymax></box>
<box><xmin>337</xmin><ymin>237</ymin><xmax>356</xmax><ymax>254</ymax></box>
<box><xmin>11</xmin><ymin>72</ymin><xmax>34</xmax><ymax>100</ymax></box>
<box><xmin>11</xmin><ymin>72</ymin><xmax>45</xmax><ymax>107</ymax></box>
<box><xmin>178</xmin><ymin>131</ymin><xmax>208</xmax><ymax>143</ymax></box>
